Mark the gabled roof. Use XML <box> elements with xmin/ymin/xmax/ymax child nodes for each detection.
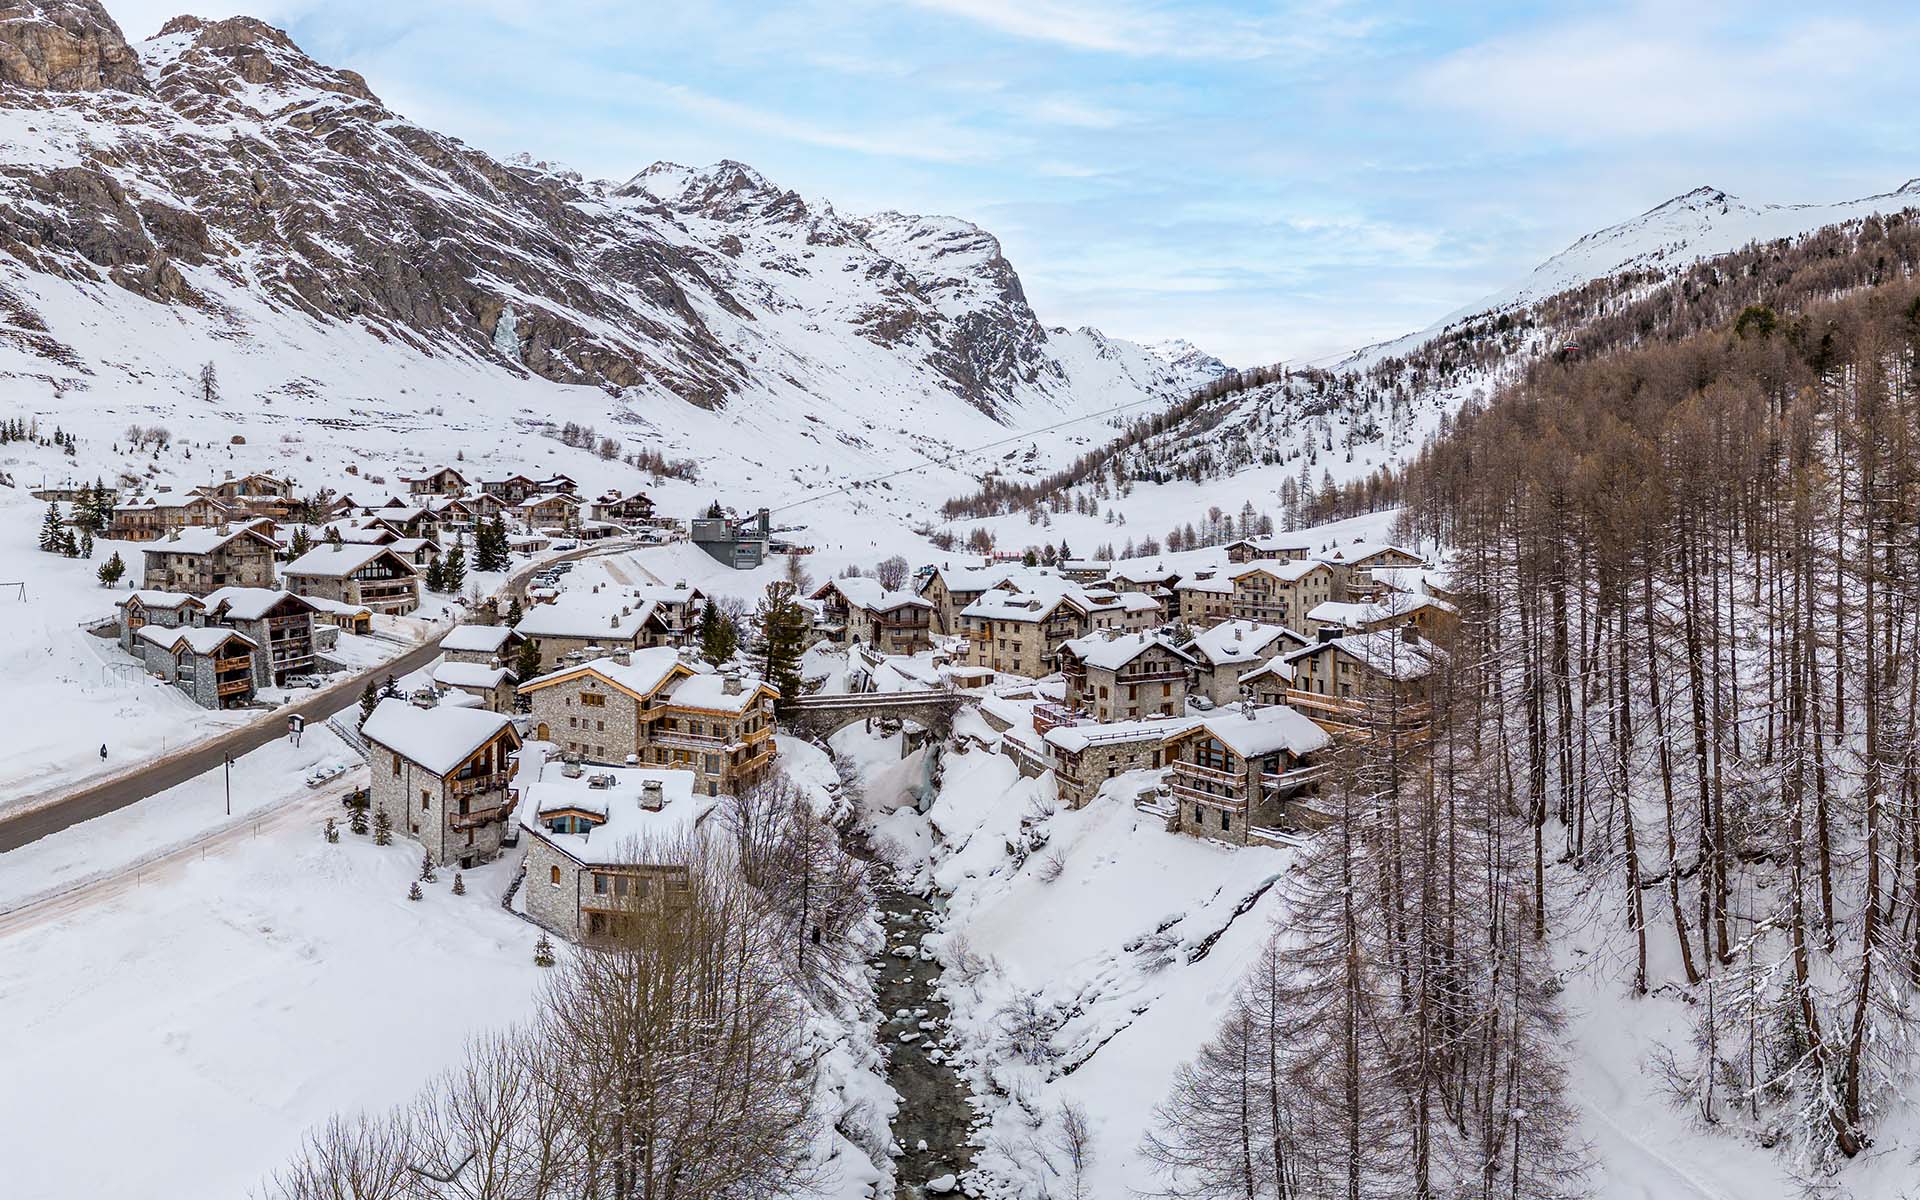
<box><xmin>283</xmin><ymin>543</ymin><xmax>417</xmax><ymax>579</ymax></box>
<box><xmin>1188</xmin><ymin>620</ymin><xmax>1296</xmax><ymax>668</ymax></box>
<box><xmin>441</xmin><ymin>624</ymin><xmax>521</xmax><ymax>654</ymax></box>
<box><xmin>117</xmin><ymin>589</ymin><xmax>204</xmax><ymax>611</ymax></box>
<box><xmin>146</xmin><ymin>520</ymin><xmax>277</xmax><ymax>556</ymax></box>
<box><xmin>1167</xmin><ymin>704</ymin><xmax>1330</xmax><ymax>759</ymax></box>
<box><xmin>363</xmin><ymin>699</ymin><xmax>518</xmax><ymax>776</ymax></box>
<box><xmin>1317</xmin><ymin>542</ymin><xmax>1426</xmax><ymax>566</ymax></box>
<box><xmin>661</xmin><ymin>671</ymin><xmax>778</xmax><ymax>715</ymax></box>
<box><xmin>813</xmin><ymin>576</ymin><xmax>933</xmax><ymax>614</ymax></box>
<box><xmin>1045</xmin><ymin>714</ymin><xmax>1202</xmax><ymax>753</ymax></box>
<box><xmin>1307</xmin><ymin>593</ymin><xmax>1458</xmax><ymax>632</ymax></box>
<box><xmin>1228</xmin><ymin>558</ymin><xmax>1328</xmax><ymax>584</ymax></box>
<box><xmin>516</xmin><ymin>596</ymin><xmax>666</xmax><ymax>641</ymax></box>
<box><xmin>1283</xmin><ymin>629</ymin><xmax>1447</xmax><ymax>681</ymax></box>
<box><xmin>432</xmin><ymin>662</ymin><xmax>516</xmax><ymax>690</ymax></box>
<box><xmin>520</xmin><ymin>648</ymin><xmax>690</xmax><ymax>701</ymax></box>
<box><xmin>1059</xmin><ymin>630</ymin><xmax>1195</xmax><ymax>671</ymax></box>
<box><xmin>137</xmin><ymin>624</ymin><xmax>257</xmax><ymax>656</ymax></box>
<box><xmin>516</xmin><ymin>763</ymin><xmax>712</xmax><ymax>867</ymax></box>
<box><xmin>202</xmin><ymin>586</ymin><xmax>315</xmax><ymax>622</ymax></box>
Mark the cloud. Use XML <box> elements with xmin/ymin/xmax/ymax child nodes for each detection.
<box><xmin>904</xmin><ymin>0</ymin><xmax>1365</xmax><ymax>61</ymax></box>
<box><xmin>1412</xmin><ymin>7</ymin><xmax>1902</xmax><ymax>142</ymax></box>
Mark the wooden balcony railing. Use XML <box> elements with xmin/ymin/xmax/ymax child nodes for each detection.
<box><xmin>216</xmin><ymin>679</ymin><xmax>252</xmax><ymax>697</ymax></box>
<box><xmin>215</xmin><ymin>656</ymin><xmax>253</xmax><ymax>674</ymax></box>
<box><xmin>449</xmin><ymin>771</ymin><xmax>510</xmax><ymax>798</ymax></box>
<box><xmin>449</xmin><ymin>800</ymin><xmax>515</xmax><ymax>830</ymax></box>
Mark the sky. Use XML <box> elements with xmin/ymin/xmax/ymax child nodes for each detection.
<box><xmin>105</xmin><ymin>0</ymin><xmax>1920</xmax><ymax>367</ymax></box>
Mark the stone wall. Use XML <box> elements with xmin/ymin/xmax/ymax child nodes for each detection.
<box><xmin>529</xmin><ymin>674</ymin><xmax>643</xmax><ymax>763</ymax></box>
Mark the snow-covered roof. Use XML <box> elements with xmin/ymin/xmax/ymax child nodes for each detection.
<box><xmin>1045</xmin><ymin>714</ymin><xmax>1202</xmax><ymax>753</ymax></box>
<box><xmin>662</xmin><ymin>671</ymin><xmax>776</xmax><ymax>714</ymax></box>
<box><xmin>1238</xmin><ymin>658</ymin><xmax>1295</xmax><ymax>685</ymax></box>
<box><xmin>517</xmin><ymin>765</ymin><xmax>713</xmax><ymax>867</ymax></box>
<box><xmin>300</xmin><ymin>595</ymin><xmax>373</xmax><ymax>619</ymax></box>
<box><xmin>1228</xmin><ymin>535</ymin><xmax>1313</xmax><ymax>554</ymax></box>
<box><xmin>1285</xmin><ymin>630</ymin><xmax>1447</xmax><ymax>681</ymax></box>
<box><xmin>362</xmin><ymin>699</ymin><xmax>517</xmax><ymax>776</ymax></box>
<box><xmin>136</xmin><ymin>624</ymin><xmax>257</xmax><ymax>655</ymax></box>
<box><xmin>432</xmin><ymin>661</ymin><xmax>516</xmax><ymax>690</ymax></box>
<box><xmin>1109</xmin><ymin>562</ymin><xmax>1181</xmax><ymax>584</ymax></box>
<box><xmin>147</xmin><ymin>520</ymin><xmax>276</xmax><ymax>555</ymax></box>
<box><xmin>817</xmin><ymin>576</ymin><xmax>933</xmax><ymax>613</ymax></box>
<box><xmin>1059</xmin><ymin>631</ymin><xmax>1193</xmax><ymax>671</ymax></box>
<box><xmin>441</xmin><ymin>624</ymin><xmax>519</xmax><ymax>654</ymax></box>
<box><xmin>1174</xmin><ymin>575</ymin><xmax>1233</xmax><ymax>595</ymax></box>
<box><xmin>627</xmin><ymin>582</ymin><xmax>702</xmax><ymax>606</ymax></box>
<box><xmin>1318</xmin><ymin>542</ymin><xmax>1425</xmax><ymax>565</ymax></box>
<box><xmin>202</xmin><ymin>587</ymin><xmax>312</xmax><ymax>621</ymax></box>
<box><xmin>1228</xmin><ymin>558</ymin><xmax>1327</xmax><ymax>583</ymax></box>
<box><xmin>1188</xmin><ymin>620</ymin><xmax>1294</xmax><ymax>667</ymax></box>
<box><xmin>1084</xmin><ymin>588</ymin><xmax>1161</xmax><ymax>613</ymax></box>
<box><xmin>117</xmin><ymin>589</ymin><xmax>203</xmax><ymax>610</ymax></box>
<box><xmin>283</xmin><ymin>542</ymin><xmax>415</xmax><ymax>578</ymax></box>
<box><xmin>1178</xmin><ymin>704</ymin><xmax>1330</xmax><ymax>759</ymax></box>
<box><xmin>521</xmin><ymin>647</ymin><xmax>688</xmax><ymax>699</ymax></box>
<box><xmin>1307</xmin><ymin>593</ymin><xmax>1458</xmax><ymax>631</ymax></box>
<box><xmin>1366</xmin><ymin>566</ymin><xmax>1453</xmax><ymax>596</ymax></box>
<box><xmin>960</xmin><ymin>589</ymin><xmax>1068</xmax><ymax>623</ymax></box>
<box><xmin>515</xmin><ymin>596</ymin><xmax>663</xmax><ymax>640</ymax></box>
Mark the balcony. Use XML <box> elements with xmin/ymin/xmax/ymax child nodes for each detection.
<box><xmin>1115</xmin><ymin>668</ymin><xmax>1188</xmax><ymax>685</ymax></box>
<box><xmin>652</xmin><ymin>731</ymin><xmax>724</xmax><ymax>751</ymax></box>
<box><xmin>449</xmin><ymin>799</ymin><xmax>515</xmax><ymax>830</ymax></box>
<box><xmin>1169</xmin><ymin>760</ymin><xmax>1249</xmax><ymax>809</ymax></box>
<box><xmin>216</xmin><ymin>679</ymin><xmax>253</xmax><ymax>697</ymax></box>
<box><xmin>449</xmin><ymin>770</ymin><xmax>510</xmax><ymax>798</ymax></box>
<box><xmin>215</xmin><ymin>655</ymin><xmax>253</xmax><ymax>674</ymax></box>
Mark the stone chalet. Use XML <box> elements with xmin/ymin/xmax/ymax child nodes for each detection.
<box><xmin>519</xmin><ymin>492</ymin><xmax>581</xmax><ymax>531</ymax></box>
<box><xmin>1305</xmin><ymin>593</ymin><xmax>1459</xmax><ymax>640</ymax></box>
<box><xmin>364</xmin><ymin>699</ymin><xmax>521</xmax><ymax>869</ymax></box>
<box><xmin>1161</xmin><ymin>705</ymin><xmax>1331</xmax><ymax>843</ymax></box>
<box><xmin>517</xmin><ymin>761</ymin><xmax>713</xmax><ymax>941</ymax></box>
<box><xmin>141</xmin><ymin>520</ymin><xmax>278</xmax><ymax>595</ymax></box>
<box><xmin>627</xmin><ymin>583</ymin><xmax>706</xmax><ymax>642</ymax></box>
<box><xmin>520</xmin><ymin>648</ymin><xmax>779</xmax><ymax>797</ymax></box>
<box><xmin>1186</xmin><ymin>620</ymin><xmax>1309</xmax><ymax>707</ymax></box>
<box><xmin>201</xmin><ymin>586</ymin><xmax>319</xmax><ymax>684</ymax></box>
<box><xmin>514</xmin><ymin>595</ymin><xmax>676</xmax><ymax>672</ymax></box>
<box><xmin>132</xmin><ymin>624</ymin><xmax>262</xmax><ymax>708</ymax></box>
<box><xmin>1058</xmin><ymin>631</ymin><xmax>1195</xmax><ymax>722</ymax></box>
<box><xmin>590</xmin><ymin>489</ymin><xmax>656</xmax><ymax>524</ymax></box>
<box><xmin>402</xmin><ymin>465</ymin><xmax>469</xmax><ymax>496</ymax></box>
<box><xmin>1226</xmin><ymin>558</ymin><xmax>1334</xmax><ymax>627</ymax></box>
<box><xmin>441</xmin><ymin>622</ymin><xmax>526</xmax><ymax>668</ymax></box>
<box><xmin>1044</xmin><ymin>715</ymin><xmax>1201</xmax><ymax>810</ymax></box>
<box><xmin>197</xmin><ymin>472</ymin><xmax>298</xmax><ymax>522</ymax></box>
<box><xmin>431</xmin><ymin>661</ymin><xmax>518</xmax><ymax>712</ymax></box>
<box><xmin>281</xmin><ymin>543</ymin><xmax>421</xmax><ymax>615</ymax></box>
<box><xmin>1316</xmin><ymin>543</ymin><xmax>1427</xmax><ymax>600</ymax></box>
<box><xmin>114</xmin><ymin>589</ymin><xmax>205</xmax><ymax>652</ymax></box>
<box><xmin>810</xmin><ymin>577</ymin><xmax>935</xmax><ymax>654</ymax></box>
<box><xmin>1282</xmin><ymin>626</ymin><xmax>1446</xmax><ymax>729</ymax></box>
<box><xmin>1237</xmin><ymin>659</ymin><xmax>1296</xmax><ymax>707</ymax></box>
<box><xmin>1171</xmin><ymin>571</ymin><xmax>1233</xmax><ymax>626</ymax></box>
<box><xmin>959</xmin><ymin>587</ymin><xmax>1088</xmax><ymax>679</ymax></box>
<box><xmin>481</xmin><ymin>473</ymin><xmax>541</xmax><ymax>506</ymax></box>
<box><xmin>110</xmin><ymin>492</ymin><xmax>237</xmax><ymax>541</ymax></box>
<box><xmin>1224</xmin><ymin>534</ymin><xmax>1314</xmax><ymax>563</ymax></box>
<box><xmin>916</xmin><ymin>562</ymin><xmax>1063</xmax><ymax>635</ymax></box>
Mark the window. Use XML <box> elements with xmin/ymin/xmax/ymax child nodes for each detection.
<box><xmin>1222</xmin><ymin>812</ymin><xmax>1231</xmax><ymax>831</ymax></box>
<box><xmin>581</xmin><ymin>692</ymin><xmax>605</xmax><ymax>707</ymax></box>
<box><xmin>596</xmin><ymin>720</ymin><xmax>604</xmax><ymax>732</ymax></box>
<box><xmin>421</xmin><ymin>791</ymin><xmax>431</xmax><ymax>811</ymax></box>
<box><xmin>614</xmin><ymin>875</ymin><xmax>629</xmax><ymax>897</ymax></box>
<box><xmin>593</xmin><ymin>873</ymin><xmax>608</xmax><ymax>894</ymax></box>
<box><xmin>550</xmin><ymin>865</ymin><xmax>561</xmax><ymax>887</ymax></box>
<box><xmin>391</xmin><ymin>753</ymin><xmax>402</xmax><ymax>777</ymax></box>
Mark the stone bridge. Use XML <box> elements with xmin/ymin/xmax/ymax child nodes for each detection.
<box><xmin>782</xmin><ymin>689</ymin><xmax>967</xmax><ymax>743</ymax></box>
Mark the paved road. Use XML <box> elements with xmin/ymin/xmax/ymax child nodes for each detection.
<box><xmin>0</xmin><ymin>539</ymin><xmax>640</xmax><ymax>855</ymax></box>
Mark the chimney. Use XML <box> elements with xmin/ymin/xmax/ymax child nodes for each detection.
<box><xmin>1317</xmin><ymin>626</ymin><xmax>1338</xmax><ymax>643</ymax></box>
<box><xmin>1401</xmin><ymin>621</ymin><xmax>1421</xmax><ymax>644</ymax></box>
<box><xmin>640</xmin><ymin>779</ymin><xmax>665</xmax><ymax>811</ymax></box>
<box><xmin>560</xmin><ymin>759</ymin><xmax>583</xmax><ymax>779</ymax></box>
<box><xmin>722</xmin><ymin>672</ymin><xmax>743</xmax><ymax>696</ymax></box>
<box><xmin>611</xmin><ymin>650</ymin><xmax>632</xmax><ymax>666</ymax></box>
<box><xmin>167</xmin><ymin>528</ymin><xmax>180</xmax><ymax>542</ymax></box>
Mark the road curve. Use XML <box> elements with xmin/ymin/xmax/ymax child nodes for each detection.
<box><xmin>0</xmin><ymin>539</ymin><xmax>639</xmax><ymax>855</ymax></box>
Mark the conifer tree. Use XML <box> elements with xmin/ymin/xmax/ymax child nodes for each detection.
<box><xmin>407</xmin><ymin>881</ymin><xmax>422</xmax><ymax>901</ymax></box>
<box><xmin>441</xmin><ymin>543</ymin><xmax>466</xmax><ymax>592</ymax></box>
<box><xmin>97</xmin><ymin>552</ymin><xmax>125</xmax><ymax>588</ymax></box>
<box><xmin>419</xmin><ymin>851</ymin><xmax>437</xmax><ymax>883</ymax></box>
<box><xmin>358</xmin><ymin>680</ymin><xmax>379</xmax><ymax>729</ymax></box>
<box><xmin>451</xmin><ymin>873</ymin><xmax>465</xmax><ymax>896</ymax></box>
<box><xmin>755</xmin><ymin>581</ymin><xmax>806</xmax><ymax>714</ymax></box>
<box><xmin>58</xmin><ymin>527</ymin><xmax>78</xmax><ymax>557</ymax></box>
<box><xmin>515</xmin><ymin>636</ymin><xmax>543</xmax><ymax>681</ymax></box>
<box><xmin>424</xmin><ymin>555</ymin><xmax>445</xmax><ymax>592</ymax></box>
<box><xmin>505</xmin><ymin>596</ymin><xmax>524</xmax><ymax>626</ymax></box>
<box><xmin>533</xmin><ymin>932</ymin><xmax>555</xmax><ymax>967</ymax></box>
<box><xmin>38</xmin><ymin>502</ymin><xmax>61</xmax><ymax>552</ymax></box>
<box><xmin>372</xmin><ymin>808</ymin><xmax>393</xmax><ymax>846</ymax></box>
<box><xmin>287</xmin><ymin>525</ymin><xmax>313</xmax><ymax>560</ymax></box>
<box><xmin>349</xmin><ymin>803</ymin><xmax>368</xmax><ymax>836</ymax></box>
<box><xmin>323</xmin><ymin>817</ymin><xmax>339</xmax><ymax>844</ymax></box>
<box><xmin>78</xmin><ymin>530</ymin><xmax>92</xmax><ymax>558</ymax></box>
<box><xmin>698</xmin><ymin>601</ymin><xmax>739</xmax><ymax>666</ymax></box>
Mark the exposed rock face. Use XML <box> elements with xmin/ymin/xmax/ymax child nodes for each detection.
<box><xmin>0</xmin><ymin>2</ymin><xmax>1221</xmax><ymax>416</ymax></box>
<box><xmin>0</xmin><ymin>0</ymin><xmax>145</xmax><ymax>92</ymax></box>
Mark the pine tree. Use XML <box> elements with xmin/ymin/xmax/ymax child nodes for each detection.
<box><xmin>58</xmin><ymin>527</ymin><xmax>78</xmax><ymax>557</ymax></box>
<box><xmin>514</xmin><ymin>636</ymin><xmax>543</xmax><ymax>681</ymax></box>
<box><xmin>451</xmin><ymin>872</ymin><xmax>465</xmax><ymax>896</ymax></box>
<box><xmin>78</xmin><ymin>530</ymin><xmax>92</xmax><ymax>558</ymax></box>
<box><xmin>349</xmin><ymin>803</ymin><xmax>368</xmax><ymax>836</ymax></box>
<box><xmin>425</xmin><ymin>555</ymin><xmax>445</xmax><ymax>592</ymax></box>
<box><xmin>698</xmin><ymin>601</ymin><xmax>739</xmax><ymax>666</ymax></box>
<box><xmin>533</xmin><ymin>932</ymin><xmax>556</xmax><ymax>967</ymax></box>
<box><xmin>372</xmin><ymin>808</ymin><xmax>393</xmax><ymax>846</ymax></box>
<box><xmin>38</xmin><ymin>502</ymin><xmax>61</xmax><ymax>552</ymax></box>
<box><xmin>419</xmin><ymin>851</ymin><xmax>437</xmax><ymax>883</ymax></box>
<box><xmin>505</xmin><ymin>596</ymin><xmax>524</xmax><ymax>626</ymax></box>
<box><xmin>358</xmin><ymin>680</ymin><xmax>379</xmax><ymax>729</ymax></box>
<box><xmin>441</xmin><ymin>543</ymin><xmax>466</xmax><ymax>592</ymax></box>
<box><xmin>97</xmin><ymin>552</ymin><xmax>125</xmax><ymax>588</ymax></box>
<box><xmin>755</xmin><ymin>581</ymin><xmax>806</xmax><ymax>714</ymax></box>
<box><xmin>475</xmin><ymin>514</ymin><xmax>510</xmax><ymax>572</ymax></box>
<box><xmin>407</xmin><ymin>881</ymin><xmax>422</xmax><ymax>901</ymax></box>
<box><xmin>288</xmin><ymin>525</ymin><xmax>313</xmax><ymax>560</ymax></box>
<box><xmin>323</xmin><ymin>817</ymin><xmax>339</xmax><ymax>844</ymax></box>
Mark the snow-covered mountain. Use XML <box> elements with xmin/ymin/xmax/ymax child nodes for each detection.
<box><xmin>0</xmin><ymin>1</ymin><xmax>1221</xmax><ymax>529</ymax></box>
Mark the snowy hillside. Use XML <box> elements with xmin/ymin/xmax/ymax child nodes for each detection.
<box><xmin>0</xmin><ymin>2</ymin><xmax>1222</xmax><ymax>537</ymax></box>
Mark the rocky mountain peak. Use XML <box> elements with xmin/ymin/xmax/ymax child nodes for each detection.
<box><xmin>143</xmin><ymin>13</ymin><xmax>378</xmax><ymax>109</ymax></box>
<box><xmin>0</xmin><ymin>0</ymin><xmax>146</xmax><ymax>92</ymax></box>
